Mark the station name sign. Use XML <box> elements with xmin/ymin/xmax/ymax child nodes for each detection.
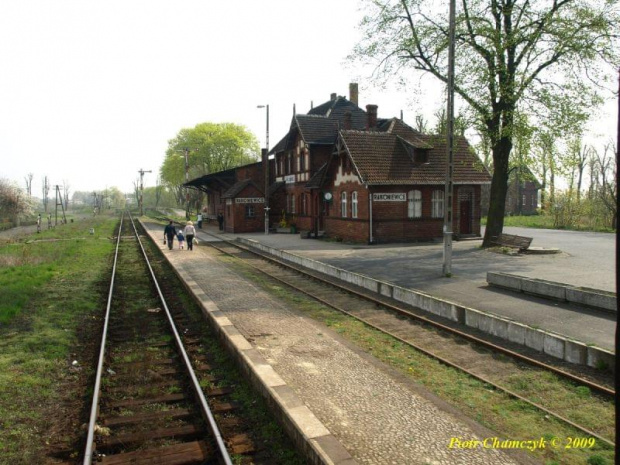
<box><xmin>235</xmin><ymin>198</ymin><xmax>265</xmax><ymax>204</ymax></box>
<box><xmin>284</xmin><ymin>175</ymin><xmax>295</xmax><ymax>184</ymax></box>
<box><xmin>372</xmin><ymin>193</ymin><xmax>406</xmax><ymax>202</ymax></box>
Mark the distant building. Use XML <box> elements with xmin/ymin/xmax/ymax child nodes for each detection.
<box><xmin>481</xmin><ymin>167</ymin><xmax>541</xmax><ymax>216</ymax></box>
<box><xmin>187</xmin><ymin>84</ymin><xmax>492</xmax><ymax>242</ymax></box>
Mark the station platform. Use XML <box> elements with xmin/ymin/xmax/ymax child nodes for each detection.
<box><xmin>195</xmin><ymin>223</ymin><xmax>616</xmax><ymax>353</ymax></box>
<box><xmin>142</xmin><ymin>220</ymin><xmax>536</xmax><ymax>465</ymax></box>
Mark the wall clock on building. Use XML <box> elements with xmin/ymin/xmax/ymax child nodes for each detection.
<box><xmin>323</xmin><ymin>192</ymin><xmax>333</xmax><ymax>202</ymax></box>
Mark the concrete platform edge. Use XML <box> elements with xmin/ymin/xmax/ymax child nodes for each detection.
<box><xmin>487</xmin><ymin>272</ymin><xmax>617</xmax><ymax>313</ymax></box>
<box><xmin>237</xmin><ymin>237</ymin><xmax>615</xmax><ymax>371</ymax></box>
<box><xmin>141</xmin><ymin>221</ymin><xmax>359</xmax><ymax>465</ymax></box>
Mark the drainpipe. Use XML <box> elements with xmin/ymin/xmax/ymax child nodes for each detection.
<box><xmin>368</xmin><ymin>187</ymin><xmax>374</xmax><ymax>244</ymax></box>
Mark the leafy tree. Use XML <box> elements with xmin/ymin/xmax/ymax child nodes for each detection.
<box><xmin>160</xmin><ymin>122</ymin><xmax>260</xmax><ymax>205</ymax></box>
<box><xmin>352</xmin><ymin>0</ymin><xmax>618</xmax><ymax>246</ymax></box>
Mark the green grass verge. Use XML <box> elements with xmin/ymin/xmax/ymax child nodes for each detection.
<box><xmin>482</xmin><ymin>215</ymin><xmax>615</xmax><ymax>233</ymax></box>
<box><xmin>0</xmin><ymin>214</ymin><xmax>118</xmax><ymax>464</ymax></box>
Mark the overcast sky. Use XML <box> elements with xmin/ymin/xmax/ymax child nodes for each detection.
<box><xmin>0</xmin><ymin>1</ymin><xmax>617</xmax><ymax>197</ymax></box>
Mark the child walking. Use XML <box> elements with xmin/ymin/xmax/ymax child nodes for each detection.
<box><xmin>177</xmin><ymin>230</ymin><xmax>185</xmax><ymax>250</ymax></box>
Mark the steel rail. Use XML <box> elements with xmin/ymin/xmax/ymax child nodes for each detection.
<box><xmin>83</xmin><ymin>213</ymin><xmax>124</xmax><ymax>464</ymax></box>
<box><xmin>204</xmin><ymin>237</ymin><xmax>615</xmax><ymax>447</ymax></box>
<box><xmin>127</xmin><ymin>212</ymin><xmax>233</xmax><ymax>465</ymax></box>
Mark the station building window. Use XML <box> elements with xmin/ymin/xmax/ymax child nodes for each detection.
<box><xmin>431</xmin><ymin>190</ymin><xmax>444</xmax><ymax>218</ymax></box>
<box><xmin>245</xmin><ymin>205</ymin><xmax>255</xmax><ymax>218</ymax></box>
<box><xmin>408</xmin><ymin>190</ymin><xmax>422</xmax><ymax>218</ymax></box>
<box><xmin>341</xmin><ymin>192</ymin><xmax>347</xmax><ymax>218</ymax></box>
<box><xmin>291</xmin><ymin>194</ymin><xmax>296</xmax><ymax>214</ymax></box>
<box><xmin>352</xmin><ymin>191</ymin><xmax>358</xmax><ymax>218</ymax></box>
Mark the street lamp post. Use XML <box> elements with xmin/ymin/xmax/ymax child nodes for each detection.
<box><xmin>257</xmin><ymin>104</ymin><xmax>270</xmax><ymax>234</ymax></box>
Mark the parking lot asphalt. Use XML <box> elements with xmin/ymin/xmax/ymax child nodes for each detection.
<box><xmin>196</xmin><ymin>223</ymin><xmax>616</xmax><ymax>352</ymax></box>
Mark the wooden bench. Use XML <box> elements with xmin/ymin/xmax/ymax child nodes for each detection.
<box><xmin>490</xmin><ymin>233</ymin><xmax>533</xmax><ymax>251</ymax></box>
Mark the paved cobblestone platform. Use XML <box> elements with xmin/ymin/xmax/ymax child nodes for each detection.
<box><xmin>143</xmin><ymin>221</ymin><xmax>535</xmax><ymax>465</ymax></box>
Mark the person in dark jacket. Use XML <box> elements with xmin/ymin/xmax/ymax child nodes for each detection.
<box><xmin>164</xmin><ymin>221</ymin><xmax>176</xmax><ymax>250</ymax></box>
<box><xmin>217</xmin><ymin>212</ymin><xmax>224</xmax><ymax>231</ymax></box>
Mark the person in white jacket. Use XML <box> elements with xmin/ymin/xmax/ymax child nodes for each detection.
<box><xmin>184</xmin><ymin>221</ymin><xmax>196</xmax><ymax>251</ymax></box>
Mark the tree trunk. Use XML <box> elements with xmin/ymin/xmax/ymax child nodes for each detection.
<box><xmin>482</xmin><ymin>137</ymin><xmax>511</xmax><ymax>247</ymax></box>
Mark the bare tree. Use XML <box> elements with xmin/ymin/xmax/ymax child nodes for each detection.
<box><xmin>24</xmin><ymin>173</ymin><xmax>34</xmax><ymax>197</ymax></box>
<box><xmin>41</xmin><ymin>176</ymin><xmax>50</xmax><ymax>213</ymax></box>
<box><xmin>591</xmin><ymin>141</ymin><xmax>617</xmax><ymax>229</ymax></box>
<box><xmin>62</xmin><ymin>180</ymin><xmax>71</xmax><ymax>211</ymax></box>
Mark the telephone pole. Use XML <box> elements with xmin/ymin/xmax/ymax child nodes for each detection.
<box><xmin>54</xmin><ymin>185</ymin><xmax>67</xmax><ymax>226</ymax></box>
<box><xmin>257</xmin><ymin>104</ymin><xmax>270</xmax><ymax>234</ymax></box>
<box><xmin>442</xmin><ymin>0</ymin><xmax>456</xmax><ymax>277</ymax></box>
<box><xmin>138</xmin><ymin>169</ymin><xmax>152</xmax><ymax>216</ymax></box>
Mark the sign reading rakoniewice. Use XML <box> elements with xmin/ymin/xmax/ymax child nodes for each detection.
<box><xmin>235</xmin><ymin>198</ymin><xmax>265</xmax><ymax>204</ymax></box>
<box><xmin>372</xmin><ymin>193</ymin><xmax>406</xmax><ymax>201</ymax></box>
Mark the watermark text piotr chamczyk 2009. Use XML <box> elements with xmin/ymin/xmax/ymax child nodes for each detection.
<box><xmin>448</xmin><ymin>436</ymin><xmax>596</xmax><ymax>452</ymax></box>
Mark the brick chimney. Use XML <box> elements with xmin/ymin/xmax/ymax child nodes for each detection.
<box><xmin>366</xmin><ymin>104</ymin><xmax>378</xmax><ymax>129</ymax></box>
<box><xmin>349</xmin><ymin>83</ymin><xmax>359</xmax><ymax>106</ymax></box>
<box><xmin>330</xmin><ymin>93</ymin><xmax>337</xmax><ymax>101</ymax></box>
<box><xmin>344</xmin><ymin>111</ymin><xmax>352</xmax><ymax>130</ymax></box>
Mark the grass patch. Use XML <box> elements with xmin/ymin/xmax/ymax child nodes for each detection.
<box><xmin>482</xmin><ymin>214</ymin><xmax>615</xmax><ymax>233</ymax></box>
<box><xmin>0</xmin><ymin>213</ymin><xmax>118</xmax><ymax>463</ymax></box>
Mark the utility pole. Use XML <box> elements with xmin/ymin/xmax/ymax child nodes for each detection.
<box><xmin>138</xmin><ymin>169</ymin><xmax>152</xmax><ymax>216</ymax></box>
<box><xmin>257</xmin><ymin>104</ymin><xmax>270</xmax><ymax>234</ymax></box>
<box><xmin>442</xmin><ymin>0</ymin><xmax>456</xmax><ymax>277</ymax></box>
<box><xmin>54</xmin><ymin>185</ymin><xmax>66</xmax><ymax>226</ymax></box>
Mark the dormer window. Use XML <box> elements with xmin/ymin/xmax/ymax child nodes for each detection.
<box><xmin>399</xmin><ymin>137</ymin><xmax>431</xmax><ymax>165</ymax></box>
<box><xmin>414</xmin><ymin>149</ymin><xmax>429</xmax><ymax>164</ymax></box>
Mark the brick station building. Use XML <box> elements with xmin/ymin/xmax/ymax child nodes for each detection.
<box><xmin>186</xmin><ymin>84</ymin><xmax>491</xmax><ymax>242</ymax></box>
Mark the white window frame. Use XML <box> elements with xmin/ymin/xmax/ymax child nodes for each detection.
<box><xmin>431</xmin><ymin>190</ymin><xmax>444</xmax><ymax>218</ymax></box>
<box><xmin>291</xmin><ymin>194</ymin><xmax>296</xmax><ymax>214</ymax></box>
<box><xmin>352</xmin><ymin>191</ymin><xmax>358</xmax><ymax>218</ymax></box>
<box><xmin>341</xmin><ymin>191</ymin><xmax>347</xmax><ymax>218</ymax></box>
<box><xmin>408</xmin><ymin>190</ymin><xmax>422</xmax><ymax>218</ymax></box>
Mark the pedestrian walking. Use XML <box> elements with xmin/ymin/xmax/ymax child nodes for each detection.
<box><xmin>217</xmin><ymin>212</ymin><xmax>224</xmax><ymax>231</ymax></box>
<box><xmin>163</xmin><ymin>220</ymin><xmax>176</xmax><ymax>250</ymax></box>
<box><xmin>47</xmin><ymin>214</ymin><xmax>52</xmax><ymax>230</ymax></box>
<box><xmin>36</xmin><ymin>214</ymin><xmax>41</xmax><ymax>233</ymax></box>
<box><xmin>184</xmin><ymin>221</ymin><xmax>196</xmax><ymax>250</ymax></box>
<box><xmin>177</xmin><ymin>231</ymin><xmax>185</xmax><ymax>249</ymax></box>
<box><xmin>197</xmin><ymin>213</ymin><xmax>203</xmax><ymax>229</ymax></box>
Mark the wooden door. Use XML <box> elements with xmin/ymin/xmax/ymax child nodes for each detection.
<box><xmin>459</xmin><ymin>200</ymin><xmax>471</xmax><ymax>234</ymax></box>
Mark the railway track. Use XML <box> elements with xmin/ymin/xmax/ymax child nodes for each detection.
<box><xmin>202</xmin><ymin>234</ymin><xmax>615</xmax><ymax>448</ymax></box>
<box><xmin>82</xmin><ymin>213</ymin><xmax>256</xmax><ymax>465</ymax></box>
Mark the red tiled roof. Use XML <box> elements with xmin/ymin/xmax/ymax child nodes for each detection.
<box><xmin>340</xmin><ymin>128</ymin><xmax>491</xmax><ymax>186</ymax></box>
